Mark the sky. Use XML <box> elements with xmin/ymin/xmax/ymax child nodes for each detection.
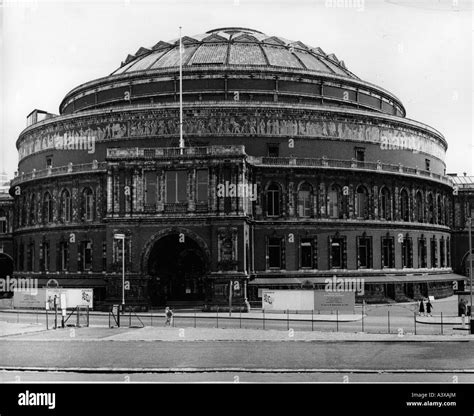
<box><xmin>0</xmin><ymin>0</ymin><xmax>472</xmax><ymax>178</ymax></box>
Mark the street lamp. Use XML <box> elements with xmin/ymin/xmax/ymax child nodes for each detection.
<box><xmin>468</xmin><ymin>219</ymin><xmax>473</xmax><ymax>333</ymax></box>
<box><xmin>114</xmin><ymin>233</ymin><xmax>126</xmax><ymax>315</ymax></box>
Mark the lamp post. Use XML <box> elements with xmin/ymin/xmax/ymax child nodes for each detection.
<box><xmin>468</xmin><ymin>218</ymin><xmax>473</xmax><ymax>332</ymax></box>
<box><xmin>114</xmin><ymin>234</ymin><xmax>126</xmax><ymax>321</ymax></box>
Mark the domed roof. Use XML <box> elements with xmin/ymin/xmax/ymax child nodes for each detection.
<box><xmin>111</xmin><ymin>27</ymin><xmax>357</xmax><ymax>79</ymax></box>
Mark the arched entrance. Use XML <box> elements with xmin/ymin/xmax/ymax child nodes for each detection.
<box><xmin>147</xmin><ymin>233</ymin><xmax>208</xmax><ymax>306</ymax></box>
<box><xmin>0</xmin><ymin>253</ymin><xmax>13</xmax><ymax>280</ymax></box>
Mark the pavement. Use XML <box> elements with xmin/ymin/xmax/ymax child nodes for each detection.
<box><xmin>1</xmin><ymin>324</ymin><xmax>473</xmax><ymax>342</ymax></box>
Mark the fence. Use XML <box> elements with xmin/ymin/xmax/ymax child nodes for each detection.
<box><xmin>0</xmin><ymin>308</ymin><xmax>471</xmax><ymax>336</ymax></box>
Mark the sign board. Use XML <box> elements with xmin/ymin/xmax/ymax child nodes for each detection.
<box><xmin>13</xmin><ymin>289</ymin><xmax>47</xmax><ymax>309</ymax></box>
<box><xmin>262</xmin><ymin>289</ymin><xmax>355</xmax><ymax>312</ymax></box>
<box><xmin>313</xmin><ymin>291</ymin><xmax>355</xmax><ymax>312</ymax></box>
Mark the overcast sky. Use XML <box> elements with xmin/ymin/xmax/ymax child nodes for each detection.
<box><xmin>1</xmin><ymin>0</ymin><xmax>472</xmax><ymax>178</ymax></box>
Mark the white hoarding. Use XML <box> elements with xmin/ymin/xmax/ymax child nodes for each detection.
<box><xmin>13</xmin><ymin>289</ymin><xmax>47</xmax><ymax>309</ymax></box>
<box><xmin>262</xmin><ymin>290</ymin><xmax>314</xmax><ymax>311</ymax></box>
<box><xmin>46</xmin><ymin>289</ymin><xmax>93</xmax><ymax>309</ymax></box>
<box><xmin>13</xmin><ymin>288</ymin><xmax>93</xmax><ymax>309</ymax></box>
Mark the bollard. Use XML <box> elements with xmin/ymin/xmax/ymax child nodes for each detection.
<box><xmin>441</xmin><ymin>312</ymin><xmax>443</xmax><ymax>335</ymax></box>
<box><xmin>311</xmin><ymin>310</ymin><xmax>314</xmax><ymax>332</ymax></box>
<box><xmin>388</xmin><ymin>310</ymin><xmax>391</xmax><ymax>334</ymax></box>
<box><xmin>414</xmin><ymin>312</ymin><xmax>417</xmax><ymax>335</ymax></box>
<box><xmin>336</xmin><ymin>310</ymin><xmax>339</xmax><ymax>332</ymax></box>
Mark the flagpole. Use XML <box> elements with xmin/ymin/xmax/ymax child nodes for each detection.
<box><xmin>179</xmin><ymin>26</ymin><xmax>184</xmax><ymax>152</ymax></box>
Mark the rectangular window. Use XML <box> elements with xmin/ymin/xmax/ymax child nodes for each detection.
<box><xmin>357</xmin><ymin>236</ymin><xmax>372</xmax><ymax>268</ymax></box>
<box><xmin>355</xmin><ymin>147</ymin><xmax>365</xmax><ymax>162</ymax></box>
<box><xmin>430</xmin><ymin>237</ymin><xmax>438</xmax><ymax>268</ymax></box>
<box><xmin>267</xmin><ymin>144</ymin><xmax>279</xmax><ymax>157</ymax></box>
<box><xmin>102</xmin><ymin>242</ymin><xmax>107</xmax><ymax>271</ymax></box>
<box><xmin>401</xmin><ymin>237</ymin><xmax>413</xmax><ymax>268</ymax></box>
<box><xmin>418</xmin><ymin>238</ymin><xmax>427</xmax><ymax>268</ymax></box>
<box><xmin>145</xmin><ymin>171</ymin><xmax>157</xmax><ymax>207</ymax></box>
<box><xmin>381</xmin><ymin>237</ymin><xmax>394</xmax><ymax>268</ymax></box>
<box><xmin>330</xmin><ymin>237</ymin><xmax>345</xmax><ymax>269</ymax></box>
<box><xmin>40</xmin><ymin>241</ymin><xmax>50</xmax><ymax>272</ymax></box>
<box><xmin>425</xmin><ymin>159</ymin><xmax>431</xmax><ymax>171</ymax></box>
<box><xmin>268</xmin><ymin>237</ymin><xmax>282</xmax><ymax>269</ymax></box>
<box><xmin>300</xmin><ymin>238</ymin><xmax>313</xmax><ymax>269</ymax></box>
<box><xmin>27</xmin><ymin>242</ymin><xmax>35</xmax><ymax>272</ymax></box>
<box><xmin>0</xmin><ymin>218</ymin><xmax>6</xmax><ymax>233</ymax></box>
<box><xmin>59</xmin><ymin>241</ymin><xmax>68</xmax><ymax>272</ymax></box>
<box><xmin>440</xmin><ymin>239</ymin><xmax>445</xmax><ymax>267</ymax></box>
<box><xmin>166</xmin><ymin>170</ymin><xmax>187</xmax><ymax>203</ymax></box>
<box><xmin>447</xmin><ymin>238</ymin><xmax>451</xmax><ymax>267</ymax></box>
<box><xmin>81</xmin><ymin>241</ymin><xmax>93</xmax><ymax>271</ymax></box>
<box><xmin>196</xmin><ymin>169</ymin><xmax>209</xmax><ymax>202</ymax></box>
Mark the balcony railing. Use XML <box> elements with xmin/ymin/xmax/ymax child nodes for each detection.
<box><xmin>11</xmin><ymin>161</ymin><xmax>107</xmax><ymax>186</ymax></box>
<box><xmin>107</xmin><ymin>145</ymin><xmax>246</xmax><ymax>160</ymax></box>
<box><xmin>249</xmin><ymin>156</ymin><xmax>453</xmax><ymax>186</ymax></box>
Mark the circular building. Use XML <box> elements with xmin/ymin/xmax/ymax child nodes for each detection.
<box><xmin>11</xmin><ymin>27</ymin><xmax>459</xmax><ymax>310</ymax></box>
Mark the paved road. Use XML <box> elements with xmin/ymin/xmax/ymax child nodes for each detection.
<box><xmin>1</xmin><ymin>340</ymin><xmax>473</xmax><ymax>372</ymax></box>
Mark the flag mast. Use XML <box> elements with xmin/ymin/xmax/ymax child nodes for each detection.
<box><xmin>179</xmin><ymin>26</ymin><xmax>184</xmax><ymax>151</ymax></box>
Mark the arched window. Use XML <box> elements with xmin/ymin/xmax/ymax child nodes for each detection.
<box><xmin>82</xmin><ymin>188</ymin><xmax>94</xmax><ymax>221</ymax></box>
<box><xmin>29</xmin><ymin>194</ymin><xmax>36</xmax><ymax>225</ymax></box>
<box><xmin>43</xmin><ymin>192</ymin><xmax>53</xmax><ymax>224</ymax></box>
<box><xmin>427</xmin><ymin>193</ymin><xmax>434</xmax><ymax>224</ymax></box>
<box><xmin>60</xmin><ymin>189</ymin><xmax>72</xmax><ymax>223</ymax></box>
<box><xmin>328</xmin><ymin>184</ymin><xmax>341</xmax><ymax>219</ymax></box>
<box><xmin>415</xmin><ymin>191</ymin><xmax>424</xmax><ymax>222</ymax></box>
<box><xmin>380</xmin><ymin>187</ymin><xmax>391</xmax><ymax>220</ymax></box>
<box><xmin>400</xmin><ymin>189</ymin><xmax>409</xmax><ymax>222</ymax></box>
<box><xmin>266</xmin><ymin>183</ymin><xmax>281</xmax><ymax>217</ymax></box>
<box><xmin>297</xmin><ymin>183</ymin><xmax>312</xmax><ymax>218</ymax></box>
<box><xmin>437</xmin><ymin>195</ymin><xmax>443</xmax><ymax>225</ymax></box>
<box><xmin>355</xmin><ymin>185</ymin><xmax>369</xmax><ymax>219</ymax></box>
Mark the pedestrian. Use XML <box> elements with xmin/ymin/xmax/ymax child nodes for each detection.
<box><xmin>426</xmin><ymin>299</ymin><xmax>433</xmax><ymax>317</ymax></box>
<box><xmin>459</xmin><ymin>299</ymin><xmax>466</xmax><ymax>317</ymax></box>
<box><xmin>164</xmin><ymin>306</ymin><xmax>173</xmax><ymax>326</ymax></box>
<box><xmin>418</xmin><ymin>299</ymin><xmax>425</xmax><ymax>316</ymax></box>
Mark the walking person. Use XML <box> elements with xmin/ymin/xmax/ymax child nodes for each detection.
<box><xmin>418</xmin><ymin>298</ymin><xmax>425</xmax><ymax>316</ymax></box>
<box><xmin>426</xmin><ymin>299</ymin><xmax>433</xmax><ymax>317</ymax></box>
<box><xmin>164</xmin><ymin>306</ymin><xmax>173</xmax><ymax>326</ymax></box>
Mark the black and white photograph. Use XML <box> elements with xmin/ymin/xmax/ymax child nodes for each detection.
<box><xmin>0</xmin><ymin>0</ymin><xmax>473</xmax><ymax>412</ymax></box>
